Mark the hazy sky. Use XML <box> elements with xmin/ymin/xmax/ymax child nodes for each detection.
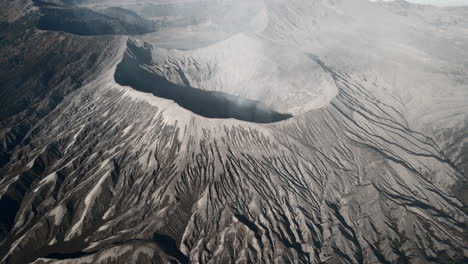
<box><xmin>376</xmin><ymin>0</ymin><xmax>468</xmax><ymax>6</ymax></box>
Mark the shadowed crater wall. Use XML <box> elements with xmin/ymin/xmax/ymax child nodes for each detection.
<box><xmin>34</xmin><ymin>0</ymin><xmax>156</xmax><ymax>36</ymax></box>
<box><xmin>114</xmin><ymin>41</ymin><xmax>292</xmax><ymax>124</ymax></box>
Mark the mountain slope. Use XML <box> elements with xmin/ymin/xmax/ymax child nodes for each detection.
<box><xmin>0</xmin><ymin>0</ymin><xmax>467</xmax><ymax>263</ymax></box>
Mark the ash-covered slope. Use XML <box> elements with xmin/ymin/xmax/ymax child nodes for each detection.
<box><xmin>0</xmin><ymin>0</ymin><xmax>467</xmax><ymax>263</ymax></box>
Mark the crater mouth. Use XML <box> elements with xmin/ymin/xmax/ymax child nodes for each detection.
<box><xmin>114</xmin><ymin>43</ymin><xmax>292</xmax><ymax>124</ymax></box>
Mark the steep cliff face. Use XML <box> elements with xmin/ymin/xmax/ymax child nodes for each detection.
<box><xmin>0</xmin><ymin>0</ymin><xmax>467</xmax><ymax>263</ymax></box>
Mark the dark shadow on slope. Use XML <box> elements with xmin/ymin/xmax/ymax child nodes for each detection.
<box><xmin>45</xmin><ymin>251</ymin><xmax>89</xmax><ymax>259</ymax></box>
<box><xmin>153</xmin><ymin>233</ymin><xmax>189</xmax><ymax>264</ymax></box>
<box><xmin>35</xmin><ymin>0</ymin><xmax>156</xmax><ymax>36</ymax></box>
<box><xmin>114</xmin><ymin>42</ymin><xmax>292</xmax><ymax>124</ymax></box>
<box><xmin>6</xmin><ymin>233</ymin><xmax>94</xmax><ymax>263</ymax></box>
